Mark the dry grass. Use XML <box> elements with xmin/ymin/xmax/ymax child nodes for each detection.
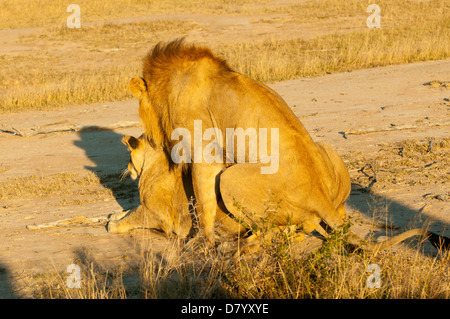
<box><xmin>218</xmin><ymin>18</ymin><xmax>449</xmax><ymax>83</ymax></box>
<box><xmin>0</xmin><ymin>63</ymin><xmax>139</xmax><ymax>112</ymax></box>
<box><xmin>226</xmin><ymin>225</ymin><xmax>450</xmax><ymax>299</ymax></box>
<box><xmin>1</xmin><ymin>0</ymin><xmax>449</xmax><ymax>112</ymax></box>
<box><xmin>0</xmin><ymin>173</ymin><xmax>98</xmax><ymax>200</ymax></box>
<box><xmin>424</xmin><ymin>80</ymin><xmax>450</xmax><ymax>88</ymax></box>
<box><xmin>0</xmin><ymin>171</ymin><xmax>138</xmax><ymax>206</ymax></box>
<box><xmin>1</xmin><ymin>19</ymin><xmax>198</xmax><ymax>112</ymax></box>
<box><xmin>17</xmin><ymin>19</ymin><xmax>198</xmax><ymax>48</ymax></box>
<box><xmin>24</xmin><ymin>220</ymin><xmax>450</xmax><ymax>299</ymax></box>
<box><xmin>0</xmin><ymin>0</ymin><xmax>270</xmax><ymax>30</ymax></box>
<box><xmin>2</xmin><ymin>0</ymin><xmax>444</xmax><ymax>30</ymax></box>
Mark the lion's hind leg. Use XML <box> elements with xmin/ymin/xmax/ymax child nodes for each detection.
<box><xmin>191</xmin><ymin>163</ymin><xmax>225</xmax><ymax>246</ymax></box>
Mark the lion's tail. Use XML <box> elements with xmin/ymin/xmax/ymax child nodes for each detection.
<box><xmin>347</xmin><ymin>228</ymin><xmax>450</xmax><ymax>253</ymax></box>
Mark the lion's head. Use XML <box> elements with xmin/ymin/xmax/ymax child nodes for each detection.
<box><xmin>128</xmin><ymin>38</ymin><xmax>232</xmax><ymax>152</ymax></box>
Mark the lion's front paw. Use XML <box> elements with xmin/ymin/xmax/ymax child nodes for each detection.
<box><xmin>107</xmin><ymin>210</ymin><xmax>129</xmax><ymax>221</ymax></box>
<box><xmin>106</xmin><ymin>220</ymin><xmax>121</xmax><ymax>233</ymax></box>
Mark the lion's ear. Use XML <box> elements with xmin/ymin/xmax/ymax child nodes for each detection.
<box><xmin>122</xmin><ymin>135</ymin><xmax>141</xmax><ymax>150</ymax></box>
<box><xmin>129</xmin><ymin>77</ymin><xmax>146</xmax><ymax>98</ymax></box>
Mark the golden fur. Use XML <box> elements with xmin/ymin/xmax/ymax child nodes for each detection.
<box><xmin>108</xmin><ymin>136</ymin><xmax>449</xmax><ymax>254</ymax></box>
<box><xmin>107</xmin><ymin>134</ymin><xmax>246</xmax><ymax>239</ymax></box>
<box><xmin>129</xmin><ymin>38</ymin><xmax>450</xmax><ymax>252</ymax></box>
<box><xmin>107</xmin><ymin>135</ymin><xmax>192</xmax><ymax>236</ymax></box>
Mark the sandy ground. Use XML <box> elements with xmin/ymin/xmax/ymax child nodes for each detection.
<box><xmin>0</xmin><ymin>11</ymin><xmax>449</xmax><ymax>297</ymax></box>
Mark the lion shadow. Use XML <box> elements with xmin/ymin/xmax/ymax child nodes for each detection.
<box><xmin>70</xmin><ymin>246</ymin><xmax>231</xmax><ymax>298</ymax></box>
<box><xmin>0</xmin><ymin>262</ymin><xmax>17</xmax><ymax>298</ymax></box>
<box><xmin>74</xmin><ymin>127</ymin><xmax>140</xmax><ymax>211</ymax></box>
<box><xmin>346</xmin><ymin>183</ymin><xmax>450</xmax><ymax>255</ymax></box>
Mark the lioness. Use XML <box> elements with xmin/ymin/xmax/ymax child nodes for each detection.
<box><xmin>107</xmin><ymin>134</ymin><xmax>246</xmax><ymax>239</ymax></box>
<box><xmin>107</xmin><ymin>134</ymin><xmax>192</xmax><ymax>237</ymax></box>
<box><xmin>129</xmin><ymin>38</ymin><xmax>449</xmax><ymax>251</ymax></box>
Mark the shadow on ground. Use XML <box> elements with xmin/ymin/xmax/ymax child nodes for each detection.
<box><xmin>0</xmin><ymin>263</ymin><xmax>16</xmax><ymax>298</ymax></box>
<box><xmin>347</xmin><ymin>183</ymin><xmax>450</xmax><ymax>253</ymax></box>
<box><xmin>74</xmin><ymin>127</ymin><xmax>139</xmax><ymax>211</ymax></box>
<box><xmin>68</xmin><ymin>246</ymin><xmax>231</xmax><ymax>298</ymax></box>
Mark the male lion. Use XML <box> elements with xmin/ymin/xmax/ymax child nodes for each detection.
<box><xmin>129</xmin><ymin>38</ymin><xmax>449</xmax><ymax>251</ymax></box>
<box><xmin>109</xmin><ymin>135</ymin><xmax>448</xmax><ymax>254</ymax></box>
